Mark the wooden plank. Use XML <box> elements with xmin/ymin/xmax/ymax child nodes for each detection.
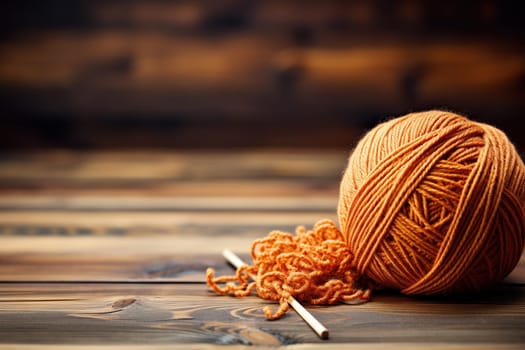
<box><xmin>0</xmin><ymin>210</ymin><xmax>334</xmax><ymax>282</ymax></box>
<box><xmin>0</xmin><ymin>283</ymin><xmax>523</xmax><ymax>346</ymax></box>
<box><xmin>0</xmin><ymin>218</ymin><xmax>523</xmax><ymax>284</ymax></box>
<box><xmin>0</xmin><ymin>196</ymin><xmax>338</xmax><ymax>212</ymax></box>
<box><xmin>0</xmin><ymin>239</ymin><xmax>250</xmax><ymax>282</ymax></box>
<box><xmin>0</xmin><ymin>150</ymin><xmax>345</xmax><ymax>197</ymax></box>
<box><xmin>0</xmin><ymin>150</ymin><xmax>348</xmax><ymax>182</ymax></box>
<box><xmin>0</xmin><ymin>180</ymin><xmax>340</xmax><ymax>199</ymax></box>
<box><xmin>0</xmin><ymin>211</ymin><xmax>334</xmax><ymax>232</ymax></box>
<box><xmin>1</xmin><ymin>30</ymin><xmax>524</xmax><ymax>117</ymax></box>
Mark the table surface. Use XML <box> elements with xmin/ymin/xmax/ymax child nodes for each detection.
<box><xmin>0</xmin><ymin>150</ymin><xmax>523</xmax><ymax>350</ymax></box>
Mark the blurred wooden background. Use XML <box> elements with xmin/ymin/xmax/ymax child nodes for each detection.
<box><xmin>1</xmin><ymin>2</ymin><xmax>525</xmax><ymax>347</ymax></box>
<box><xmin>1</xmin><ymin>0</ymin><xmax>524</xmax><ymax>150</ymax></box>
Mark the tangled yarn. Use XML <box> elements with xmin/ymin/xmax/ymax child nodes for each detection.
<box><xmin>207</xmin><ymin>110</ymin><xmax>525</xmax><ymax>319</ymax></box>
<box><xmin>206</xmin><ymin>219</ymin><xmax>371</xmax><ymax>320</ymax></box>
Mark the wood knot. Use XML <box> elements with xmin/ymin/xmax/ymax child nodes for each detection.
<box><xmin>112</xmin><ymin>297</ymin><xmax>136</xmax><ymax>309</ymax></box>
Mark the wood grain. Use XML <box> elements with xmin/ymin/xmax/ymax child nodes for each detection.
<box><xmin>0</xmin><ymin>283</ymin><xmax>523</xmax><ymax>346</ymax></box>
<box><xmin>0</xmin><ymin>150</ymin><xmax>347</xmax><ymax>183</ymax></box>
<box><xmin>0</xmin><ymin>232</ymin><xmax>523</xmax><ymax>284</ymax></box>
<box><xmin>0</xmin><ymin>209</ymin><xmax>331</xmax><ymax>282</ymax></box>
<box><xmin>0</xmin><ymin>150</ymin><xmax>344</xmax><ymax>198</ymax></box>
<box><xmin>0</xmin><ymin>150</ymin><xmax>524</xmax><ymax>348</ymax></box>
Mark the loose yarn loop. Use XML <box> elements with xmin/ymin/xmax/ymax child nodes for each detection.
<box><xmin>206</xmin><ymin>219</ymin><xmax>371</xmax><ymax>320</ymax></box>
<box><xmin>339</xmin><ymin>110</ymin><xmax>525</xmax><ymax>295</ymax></box>
<box><xmin>207</xmin><ymin>110</ymin><xmax>525</xmax><ymax>319</ymax></box>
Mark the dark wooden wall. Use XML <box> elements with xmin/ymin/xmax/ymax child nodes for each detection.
<box><xmin>1</xmin><ymin>0</ymin><xmax>524</xmax><ymax>150</ymax></box>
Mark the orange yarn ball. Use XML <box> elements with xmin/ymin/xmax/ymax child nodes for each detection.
<box><xmin>338</xmin><ymin>110</ymin><xmax>525</xmax><ymax>295</ymax></box>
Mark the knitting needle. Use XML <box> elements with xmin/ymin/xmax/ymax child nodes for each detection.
<box><xmin>222</xmin><ymin>249</ymin><xmax>330</xmax><ymax>340</ymax></box>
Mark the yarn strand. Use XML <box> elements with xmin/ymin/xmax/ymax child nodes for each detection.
<box><xmin>206</xmin><ymin>219</ymin><xmax>371</xmax><ymax>320</ymax></box>
<box><xmin>207</xmin><ymin>110</ymin><xmax>525</xmax><ymax>320</ymax></box>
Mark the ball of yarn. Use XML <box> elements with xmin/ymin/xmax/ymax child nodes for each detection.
<box><xmin>338</xmin><ymin>110</ymin><xmax>525</xmax><ymax>295</ymax></box>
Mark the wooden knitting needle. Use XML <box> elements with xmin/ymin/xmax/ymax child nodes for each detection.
<box><xmin>222</xmin><ymin>249</ymin><xmax>330</xmax><ymax>340</ymax></box>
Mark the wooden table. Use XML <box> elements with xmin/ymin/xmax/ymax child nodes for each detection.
<box><xmin>0</xmin><ymin>150</ymin><xmax>523</xmax><ymax>350</ymax></box>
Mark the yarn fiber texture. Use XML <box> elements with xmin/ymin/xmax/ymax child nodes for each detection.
<box><xmin>207</xmin><ymin>219</ymin><xmax>370</xmax><ymax>320</ymax></box>
<box><xmin>207</xmin><ymin>110</ymin><xmax>525</xmax><ymax>319</ymax></box>
<box><xmin>338</xmin><ymin>110</ymin><xmax>525</xmax><ymax>295</ymax></box>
